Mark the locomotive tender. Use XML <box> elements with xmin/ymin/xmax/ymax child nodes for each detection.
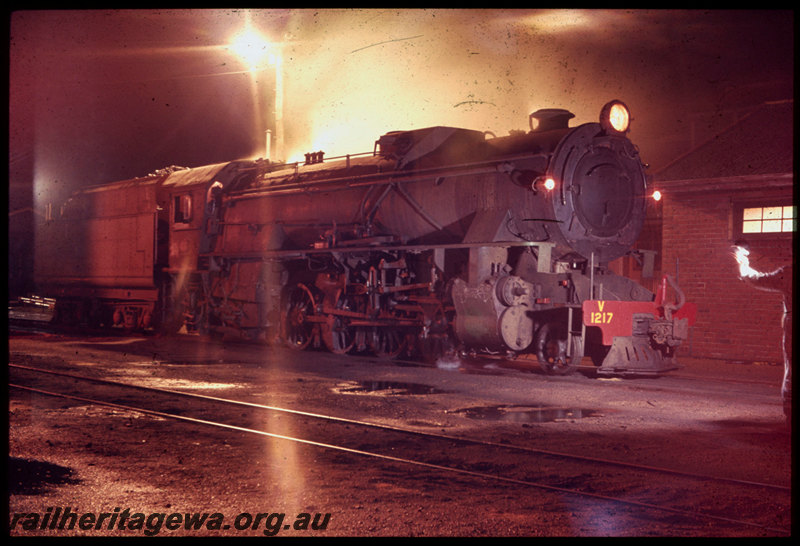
<box><xmin>35</xmin><ymin>100</ymin><xmax>695</xmax><ymax>375</ymax></box>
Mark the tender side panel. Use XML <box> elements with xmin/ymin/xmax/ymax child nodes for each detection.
<box><xmin>35</xmin><ymin>181</ymin><xmax>160</xmax><ymax>292</ymax></box>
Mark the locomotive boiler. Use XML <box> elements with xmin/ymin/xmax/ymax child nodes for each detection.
<box><xmin>35</xmin><ymin>100</ymin><xmax>695</xmax><ymax>375</ymax></box>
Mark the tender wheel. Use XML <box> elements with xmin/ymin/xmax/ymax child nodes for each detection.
<box><xmin>283</xmin><ymin>284</ymin><xmax>316</xmax><ymax>350</ymax></box>
<box><xmin>535</xmin><ymin>323</ymin><xmax>581</xmax><ymax>375</ymax></box>
<box><xmin>368</xmin><ymin>327</ymin><xmax>407</xmax><ymax>359</ymax></box>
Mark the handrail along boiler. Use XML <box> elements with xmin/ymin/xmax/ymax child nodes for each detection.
<box><xmin>35</xmin><ymin>100</ymin><xmax>696</xmax><ymax>375</ymax></box>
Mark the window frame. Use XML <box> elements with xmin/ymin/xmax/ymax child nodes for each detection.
<box><xmin>733</xmin><ymin>198</ymin><xmax>796</xmax><ymax>239</ymax></box>
<box><xmin>173</xmin><ymin>194</ymin><xmax>193</xmax><ymax>225</ymax></box>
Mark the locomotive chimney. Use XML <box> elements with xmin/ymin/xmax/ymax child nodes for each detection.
<box><xmin>529</xmin><ymin>109</ymin><xmax>575</xmax><ymax>132</ymax></box>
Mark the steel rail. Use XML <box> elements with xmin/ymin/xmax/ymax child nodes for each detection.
<box><xmin>9</xmin><ymin>378</ymin><xmax>790</xmax><ymax>536</ymax></box>
<box><xmin>10</xmin><ymin>363</ymin><xmax>790</xmax><ymax>493</ymax></box>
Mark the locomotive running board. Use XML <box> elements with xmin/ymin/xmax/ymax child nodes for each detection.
<box><xmin>203</xmin><ymin>240</ymin><xmax>552</xmax><ymax>261</ymax></box>
<box><xmin>596</xmin><ymin>336</ymin><xmax>679</xmax><ymax>376</ymax></box>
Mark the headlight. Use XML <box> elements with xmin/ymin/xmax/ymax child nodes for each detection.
<box><xmin>600</xmin><ymin>100</ymin><xmax>630</xmax><ymax>134</ymax></box>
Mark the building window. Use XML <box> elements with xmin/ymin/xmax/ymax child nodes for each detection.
<box><xmin>741</xmin><ymin>205</ymin><xmax>796</xmax><ymax>234</ymax></box>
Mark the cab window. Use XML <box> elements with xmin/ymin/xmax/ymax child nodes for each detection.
<box><xmin>174</xmin><ymin>194</ymin><xmax>192</xmax><ymax>224</ymax></box>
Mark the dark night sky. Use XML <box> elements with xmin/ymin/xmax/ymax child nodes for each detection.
<box><xmin>8</xmin><ymin>9</ymin><xmax>794</xmax><ymax>212</ymax></box>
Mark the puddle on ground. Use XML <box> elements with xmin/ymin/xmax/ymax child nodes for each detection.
<box><xmin>336</xmin><ymin>380</ymin><xmax>447</xmax><ymax>395</ymax></box>
<box><xmin>452</xmin><ymin>405</ymin><xmax>599</xmax><ymax>423</ymax></box>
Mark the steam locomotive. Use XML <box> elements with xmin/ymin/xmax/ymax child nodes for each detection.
<box><xmin>35</xmin><ymin>100</ymin><xmax>695</xmax><ymax>375</ymax></box>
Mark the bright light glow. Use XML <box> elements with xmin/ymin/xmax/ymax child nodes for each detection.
<box><xmin>733</xmin><ymin>245</ymin><xmax>764</xmax><ymax>279</ymax></box>
<box><xmin>600</xmin><ymin>100</ymin><xmax>630</xmax><ymax>133</ymax></box>
<box><xmin>544</xmin><ymin>178</ymin><xmax>555</xmax><ymax>191</ymax></box>
<box><xmin>608</xmin><ymin>103</ymin><xmax>629</xmax><ymax>132</ymax></box>
<box><xmin>521</xmin><ymin>10</ymin><xmax>592</xmax><ymax>33</ymax></box>
<box><xmin>652</xmin><ymin>190</ymin><xmax>662</xmax><ymax>201</ymax></box>
<box><xmin>229</xmin><ymin>20</ymin><xmax>285</xmax><ymax>161</ymax></box>
<box><xmin>229</xmin><ymin>26</ymin><xmax>276</xmax><ymax>71</ymax></box>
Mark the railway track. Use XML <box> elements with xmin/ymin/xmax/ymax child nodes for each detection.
<box><xmin>9</xmin><ymin>313</ymin><xmax>782</xmax><ymax>410</ymax></box>
<box><xmin>8</xmin><ymin>312</ymin><xmax>781</xmax><ymax>394</ymax></box>
<box><xmin>9</xmin><ymin>363</ymin><xmax>791</xmax><ymax>535</ymax></box>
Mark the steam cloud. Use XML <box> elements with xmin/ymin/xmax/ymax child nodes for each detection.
<box><xmin>10</xmin><ymin>9</ymin><xmax>793</xmax><ymax>206</ymax></box>
<box><xmin>277</xmin><ymin>9</ymin><xmax>635</xmax><ymax>160</ymax></box>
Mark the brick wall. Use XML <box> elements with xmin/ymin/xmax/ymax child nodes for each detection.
<box><xmin>661</xmin><ymin>189</ymin><xmax>792</xmax><ymax>363</ymax></box>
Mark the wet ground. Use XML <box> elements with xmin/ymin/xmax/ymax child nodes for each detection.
<box><xmin>7</xmin><ymin>328</ymin><xmax>793</xmax><ymax>537</ymax></box>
